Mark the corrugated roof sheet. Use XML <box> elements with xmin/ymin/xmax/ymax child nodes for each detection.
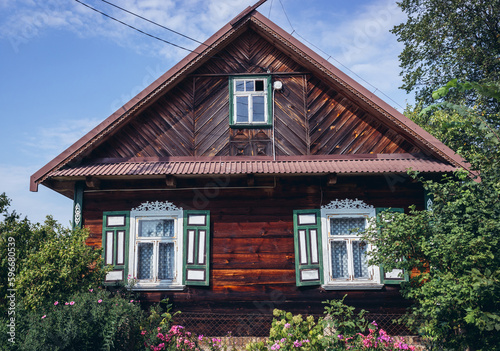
<box><xmin>49</xmin><ymin>156</ymin><xmax>457</xmax><ymax>178</ymax></box>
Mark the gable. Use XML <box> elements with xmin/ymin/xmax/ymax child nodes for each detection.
<box><xmin>31</xmin><ymin>10</ymin><xmax>467</xmax><ymax>194</ymax></box>
<box><xmin>84</xmin><ymin>29</ymin><xmax>422</xmax><ymax>162</ymax></box>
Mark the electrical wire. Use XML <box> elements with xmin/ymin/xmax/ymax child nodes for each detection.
<box><xmin>277</xmin><ymin>1</ymin><xmax>405</xmax><ymax>111</ymax></box>
<box><xmin>74</xmin><ymin>0</ymin><xmax>201</xmax><ymax>54</ymax></box>
<box><xmin>100</xmin><ymin>0</ymin><xmax>209</xmax><ymax>48</ymax></box>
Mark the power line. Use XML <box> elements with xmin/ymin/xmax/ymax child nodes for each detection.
<box><xmin>277</xmin><ymin>1</ymin><xmax>406</xmax><ymax>111</ymax></box>
<box><xmin>75</xmin><ymin>0</ymin><xmax>250</xmax><ymax>72</ymax></box>
<box><xmin>100</xmin><ymin>0</ymin><xmax>208</xmax><ymax>48</ymax></box>
<box><xmin>74</xmin><ymin>0</ymin><xmax>201</xmax><ymax>54</ymax></box>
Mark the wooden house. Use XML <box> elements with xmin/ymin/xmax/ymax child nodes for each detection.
<box><xmin>30</xmin><ymin>3</ymin><xmax>467</xmax><ymax>321</ymax></box>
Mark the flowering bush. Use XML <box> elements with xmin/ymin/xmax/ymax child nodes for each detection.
<box><xmin>246</xmin><ymin>309</ymin><xmax>324</xmax><ymax>350</ymax></box>
<box><xmin>246</xmin><ymin>298</ymin><xmax>418</xmax><ymax>351</ymax></box>
<box><xmin>0</xmin><ymin>287</ymin><xmax>143</xmax><ymax>350</ymax></box>
<box><xmin>331</xmin><ymin>321</ymin><xmax>416</xmax><ymax>350</ymax></box>
<box><xmin>140</xmin><ymin>299</ymin><xmax>202</xmax><ymax>351</ymax></box>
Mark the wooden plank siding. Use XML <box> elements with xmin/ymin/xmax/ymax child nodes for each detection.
<box><xmin>83</xmin><ymin>174</ymin><xmax>421</xmax><ymax>314</ymax></box>
<box><xmin>85</xmin><ymin>30</ymin><xmax>422</xmax><ymax>162</ymax></box>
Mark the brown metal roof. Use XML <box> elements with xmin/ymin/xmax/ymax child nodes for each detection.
<box><xmin>49</xmin><ymin>155</ymin><xmax>457</xmax><ymax>178</ymax></box>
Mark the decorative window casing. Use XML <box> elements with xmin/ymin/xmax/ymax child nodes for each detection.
<box><xmin>129</xmin><ymin>202</ymin><xmax>184</xmax><ymax>290</ymax></box>
<box><xmin>229</xmin><ymin>76</ymin><xmax>272</xmax><ymax>127</ymax></box>
<box><xmin>320</xmin><ymin>199</ymin><xmax>382</xmax><ymax>289</ymax></box>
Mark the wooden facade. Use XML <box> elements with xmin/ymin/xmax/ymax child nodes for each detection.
<box><xmin>31</xmin><ymin>7</ymin><xmax>467</xmax><ymax>319</ymax></box>
<box><xmin>82</xmin><ymin>174</ymin><xmax>424</xmax><ymax>314</ymax></box>
<box><xmin>87</xmin><ymin>29</ymin><xmax>422</xmax><ymax>161</ymax></box>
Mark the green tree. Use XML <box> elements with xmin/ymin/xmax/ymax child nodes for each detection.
<box><xmin>0</xmin><ymin>194</ymin><xmax>106</xmax><ymax>311</ymax></box>
<box><xmin>392</xmin><ymin>0</ymin><xmax>500</xmax><ymax>109</ymax></box>
<box><xmin>363</xmin><ymin>82</ymin><xmax>500</xmax><ymax>350</ymax></box>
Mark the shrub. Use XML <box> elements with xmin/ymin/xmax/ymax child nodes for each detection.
<box><xmin>246</xmin><ymin>297</ymin><xmax>416</xmax><ymax>351</ymax></box>
<box><xmin>0</xmin><ymin>287</ymin><xmax>143</xmax><ymax>350</ymax></box>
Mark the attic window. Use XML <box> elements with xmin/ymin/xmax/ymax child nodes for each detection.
<box><xmin>230</xmin><ymin>76</ymin><xmax>272</xmax><ymax>128</ymax></box>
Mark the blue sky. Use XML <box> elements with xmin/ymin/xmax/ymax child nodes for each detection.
<box><xmin>0</xmin><ymin>0</ymin><xmax>414</xmax><ymax>225</ymax></box>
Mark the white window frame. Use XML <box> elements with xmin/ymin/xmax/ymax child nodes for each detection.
<box><xmin>231</xmin><ymin>77</ymin><xmax>270</xmax><ymax>126</ymax></box>
<box><xmin>129</xmin><ymin>207</ymin><xmax>184</xmax><ymax>291</ymax></box>
<box><xmin>320</xmin><ymin>199</ymin><xmax>382</xmax><ymax>290</ymax></box>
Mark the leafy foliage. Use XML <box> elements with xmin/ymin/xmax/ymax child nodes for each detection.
<box><xmin>246</xmin><ymin>299</ymin><xmax>415</xmax><ymax>351</ymax></box>
<box><xmin>392</xmin><ymin>0</ymin><xmax>500</xmax><ymax>108</ymax></box>
<box><xmin>363</xmin><ymin>81</ymin><xmax>500</xmax><ymax>350</ymax></box>
<box><xmin>0</xmin><ymin>193</ymin><xmax>107</xmax><ymax>311</ymax></box>
<box><xmin>0</xmin><ymin>288</ymin><xmax>143</xmax><ymax>351</ymax></box>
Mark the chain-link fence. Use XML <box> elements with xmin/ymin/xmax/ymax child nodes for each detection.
<box><xmin>173</xmin><ymin>312</ymin><xmax>415</xmax><ymax>337</ymax></box>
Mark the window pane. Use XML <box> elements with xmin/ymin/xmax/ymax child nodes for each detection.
<box><xmin>255</xmin><ymin>80</ymin><xmax>264</xmax><ymax>91</ymax></box>
<box><xmin>236</xmin><ymin>96</ymin><xmax>249</xmax><ymax>123</ymax></box>
<box><xmin>252</xmin><ymin>96</ymin><xmax>265</xmax><ymax>122</ymax></box>
<box><xmin>330</xmin><ymin>217</ymin><xmax>365</xmax><ymax>236</ymax></box>
<box><xmin>158</xmin><ymin>243</ymin><xmax>175</xmax><ymax>280</ymax></box>
<box><xmin>137</xmin><ymin>243</ymin><xmax>154</xmax><ymax>279</ymax></box>
<box><xmin>245</xmin><ymin>80</ymin><xmax>254</xmax><ymax>91</ymax></box>
<box><xmin>235</xmin><ymin>80</ymin><xmax>245</xmax><ymax>92</ymax></box>
<box><xmin>331</xmin><ymin>241</ymin><xmax>349</xmax><ymax>279</ymax></box>
<box><xmin>139</xmin><ymin>219</ymin><xmax>174</xmax><ymax>237</ymax></box>
<box><xmin>352</xmin><ymin>241</ymin><xmax>369</xmax><ymax>278</ymax></box>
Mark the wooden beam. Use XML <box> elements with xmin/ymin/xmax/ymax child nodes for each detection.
<box><xmin>246</xmin><ymin>174</ymin><xmax>255</xmax><ymax>186</ymax></box>
<box><xmin>165</xmin><ymin>175</ymin><xmax>177</xmax><ymax>188</ymax></box>
<box><xmin>327</xmin><ymin>173</ymin><xmax>337</xmax><ymax>186</ymax></box>
<box><xmin>86</xmin><ymin>176</ymin><xmax>101</xmax><ymax>189</ymax></box>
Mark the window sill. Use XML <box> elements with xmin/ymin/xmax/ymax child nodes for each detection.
<box><xmin>230</xmin><ymin>123</ymin><xmax>272</xmax><ymax>129</ymax></box>
<box><xmin>130</xmin><ymin>284</ymin><xmax>186</xmax><ymax>291</ymax></box>
<box><xmin>322</xmin><ymin>283</ymin><xmax>384</xmax><ymax>291</ymax></box>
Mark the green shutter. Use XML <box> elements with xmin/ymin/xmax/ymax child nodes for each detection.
<box><xmin>183</xmin><ymin>210</ymin><xmax>210</xmax><ymax>286</ymax></box>
<box><xmin>376</xmin><ymin>207</ymin><xmax>408</xmax><ymax>285</ymax></box>
<box><xmin>102</xmin><ymin>211</ymin><xmax>130</xmax><ymax>284</ymax></box>
<box><xmin>73</xmin><ymin>181</ymin><xmax>84</xmax><ymax>229</ymax></box>
<box><xmin>293</xmin><ymin>209</ymin><xmax>323</xmax><ymax>287</ymax></box>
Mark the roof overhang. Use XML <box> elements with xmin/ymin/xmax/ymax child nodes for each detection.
<box><xmin>47</xmin><ymin>154</ymin><xmax>457</xmax><ymax>179</ymax></box>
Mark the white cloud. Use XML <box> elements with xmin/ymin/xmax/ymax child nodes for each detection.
<box><xmin>24</xmin><ymin>118</ymin><xmax>101</xmax><ymax>163</ymax></box>
<box><xmin>283</xmin><ymin>0</ymin><xmax>411</xmax><ymax>110</ymax></box>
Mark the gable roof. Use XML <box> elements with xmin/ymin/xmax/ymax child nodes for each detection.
<box><xmin>30</xmin><ymin>5</ymin><xmax>468</xmax><ymax>193</ymax></box>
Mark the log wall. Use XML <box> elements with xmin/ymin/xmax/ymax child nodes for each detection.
<box><xmin>83</xmin><ymin>174</ymin><xmax>423</xmax><ymax>315</ymax></box>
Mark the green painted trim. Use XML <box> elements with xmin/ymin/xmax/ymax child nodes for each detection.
<box><xmin>183</xmin><ymin>210</ymin><xmax>210</xmax><ymax>286</ymax></box>
<box><xmin>376</xmin><ymin>207</ymin><xmax>408</xmax><ymax>285</ymax></box>
<box><xmin>72</xmin><ymin>181</ymin><xmax>84</xmax><ymax>229</ymax></box>
<box><xmin>102</xmin><ymin>211</ymin><xmax>130</xmax><ymax>285</ymax></box>
<box><xmin>229</xmin><ymin>75</ymin><xmax>273</xmax><ymax>128</ymax></box>
<box><xmin>293</xmin><ymin>209</ymin><xmax>323</xmax><ymax>287</ymax></box>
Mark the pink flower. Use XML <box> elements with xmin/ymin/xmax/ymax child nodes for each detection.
<box><xmin>54</xmin><ymin>301</ymin><xmax>59</xmax><ymax>306</ymax></box>
<box><xmin>284</xmin><ymin>323</ymin><xmax>291</xmax><ymax>329</ymax></box>
<box><xmin>98</xmin><ymin>299</ymin><xmax>102</xmax><ymax>303</ymax></box>
<box><xmin>89</xmin><ymin>289</ymin><xmax>93</xmax><ymax>292</ymax></box>
<box><xmin>141</xmin><ymin>330</ymin><xmax>147</xmax><ymax>335</ymax></box>
<box><xmin>69</xmin><ymin>301</ymin><xmax>75</xmax><ymax>305</ymax></box>
<box><xmin>41</xmin><ymin>315</ymin><xmax>46</xmax><ymax>319</ymax></box>
<box><xmin>130</xmin><ymin>299</ymin><xmax>134</xmax><ymax>303</ymax></box>
<box><xmin>65</xmin><ymin>302</ymin><xmax>69</xmax><ymax>305</ymax></box>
